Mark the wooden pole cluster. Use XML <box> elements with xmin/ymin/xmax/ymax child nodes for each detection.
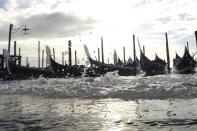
<box><xmin>68</xmin><ymin>40</ymin><xmax>72</xmax><ymax>66</ymax></box>
<box><xmin>165</xmin><ymin>33</ymin><xmax>170</xmax><ymax>73</ymax></box>
<box><xmin>101</xmin><ymin>37</ymin><xmax>104</xmax><ymax>63</ymax></box>
<box><xmin>133</xmin><ymin>34</ymin><xmax>136</xmax><ymax>75</ymax></box>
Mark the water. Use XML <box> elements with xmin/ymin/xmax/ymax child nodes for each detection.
<box><xmin>0</xmin><ymin>72</ymin><xmax>197</xmax><ymax>130</ymax></box>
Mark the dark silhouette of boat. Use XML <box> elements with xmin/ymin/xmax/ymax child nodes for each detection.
<box><xmin>3</xmin><ymin>49</ymin><xmax>53</xmax><ymax>80</ymax></box>
<box><xmin>152</xmin><ymin>54</ymin><xmax>166</xmax><ymax>65</ymax></box>
<box><xmin>140</xmin><ymin>51</ymin><xmax>166</xmax><ymax>75</ymax></box>
<box><xmin>173</xmin><ymin>47</ymin><xmax>196</xmax><ymax>73</ymax></box>
<box><xmin>8</xmin><ymin>63</ymin><xmax>53</xmax><ymax>80</ymax></box>
<box><xmin>46</xmin><ymin>46</ymin><xmax>85</xmax><ymax>77</ymax></box>
<box><xmin>173</xmin><ymin>53</ymin><xmax>182</xmax><ymax>66</ymax></box>
<box><xmin>84</xmin><ymin>45</ymin><xmax>139</xmax><ymax>76</ymax></box>
<box><xmin>49</xmin><ymin>56</ymin><xmax>85</xmax><ymax>77</ymax></box>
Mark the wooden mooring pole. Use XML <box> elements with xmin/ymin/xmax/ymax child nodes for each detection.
<box><xmin>133</xmin><ymin>34</ymin><xmax>136</xmax><ymax>75</ymax></box>
<box><xmin>68</xmin><ymin>40</ymin><xmax>72</xmax><ymax>66</ymax></box>
<box><xmin>18</xmin><ymin>47</ymin><xmax>21</xmax><ymax>65</ymax></box>
<box><xmin>26</xmin><ymin>57</ymin><xmax>29</xmax><ymax>67</ymax></box>
<box><xmin>14</xmin><ymin>41</ymin><xmax>16</xmax><ymax>56</ymax></box>
<box><xmin>123</xmin><ymin>46</ymin><xmax>125</xmax><ymax>64</ymax></box>
<box><xmin>14</xmin><ymin>41</ymin><xmax>16</xmax><ymax>64</ymax></box>
<box><xmin>165</xmin><ymin>33</ymin><xmax>170</xmax><ymax>73</ymax></box>
<box><xmin>8</xmin><ymin>24</ymin><xmax>13</xmax><ymax>54</ymax></box>
<box><xmin>38</xmin><ymin>41</ymin><xmax>40</xmax><ymax>68</ymax></box>
<box><xmin>42</xmin><ymin>50</ymin><xmax>44</xmax><ymax>68</ymax></box>
<box><xmin>46</xmin><ymin>56</ymin><xmax>48</xmax><ymax>67</ymax></box>
<box><xmin>98</xmin><ymin>48</ymin><xmax>100</xmax><ymax>62</ymax></box>
<box><xmin>101</xmin><ymin>37</ymin><xmax>104</xmax><ymax>63</ymax></box>
<box><xmin>75</xmin><ymin>50</ymin><xmax>77</xmax><ymax>65</ymax></box>
<box><xmin>195</xmin><ymin>31</ymin><xmax>197</xmax><ymax>49</ymax></box>
<box><xmin>62</xmin><ymin>52</ymin><xmax>64</xmax><ymax>65</ymax></box>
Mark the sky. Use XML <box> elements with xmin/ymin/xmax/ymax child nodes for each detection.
<box><xmin>0</xmin><ymin>0</ymin><xmax>197</xmax><ymax>67</ymax></box>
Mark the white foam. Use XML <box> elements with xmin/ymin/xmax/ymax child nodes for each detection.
<box><xmin>0</xmin><ymin>73</ymin><xmax>197</xmax><ymax>100</ymax></box>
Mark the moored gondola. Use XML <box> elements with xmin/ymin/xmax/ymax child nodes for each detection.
<box><xmin>3</xmin><ymin>49</ymin><xmax>53</xmax><ymax>80</ymax></box>
<box><xmin>83</xmin><ymin>45</ymin><xmax>139</xmax><ymax>76</ymax></box>
<box><xmin>153</xmin><ymin>54</ymin><xmax>166</xmax><ymax>65</ymax></box>
<box><xmin>140</xmin><ymin>51</ymin><xmax>166</xmax><ymax>75</ymax></box>
<box><xmin>173</xmin><ymin>47</ymin><xmax>196</xmax><ymax>73</ymax></box>
<box><xmin>46</xmin><ymin>46</ymin><xmax>85</xmax><ymax>77</ymax></box>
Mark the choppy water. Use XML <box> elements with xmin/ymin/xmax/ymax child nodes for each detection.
<box><xmin>0</xmin><ymin>72</ymin><xmax>197</xmax><ymax>130</ymax></box>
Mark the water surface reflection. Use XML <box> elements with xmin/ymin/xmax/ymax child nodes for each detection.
<box><xmin>0</xmin><ymin>95</ymin><xmax>197</xmax><ymax>130</ymax></box>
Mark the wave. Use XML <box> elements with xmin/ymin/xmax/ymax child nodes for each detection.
<box><xmin>0</xmin><ymin>71</ymin><xmax>197</xmax><ymax>100</ymax></box>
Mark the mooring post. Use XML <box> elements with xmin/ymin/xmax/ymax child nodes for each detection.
<box><xmin>42</xmin><ymin>50</ymin><xmax>44</xmax><ymax>68</ymax></box>
<box><xmin>113</xmin><ymin>49</ymin><xmax>117</xmax><ymax>65</ymax></box>
<box><xmin>8</xmin><ymin>24</ymin><xmax>13</xmax><ymax>54</ymax></box>
<box><xmin>68</xmin><ymin>40</ymin><xmax>72</xmax><ymax>66</ymax></box>
<box><xmin>26</xmin><ymin>57</ymin><xmax>29</xmax><ymax>67</ymax></box>
<box><xmin>98</xmin><ymin>48</ymin><xmax>100</xmax><ymax>62</ymax></box>
<box><xmin>38</xmin><ymin>41</ymin><xmax>40</xmax><ymax>68</ymax></box>
<box><xmin>101</xmin><ymin>37</ymin><xmax>104</xmax><ymax>63</ymax></box>
<box><xmin>143</xmin><ymin>45</ymin><xmax>145</xmax><ymax>55</ymax></box>
<box><xmin>123</xmin><ymin>46</ymin><xmax>126</xmax><ymax>64</ymax></box>
<box><xmin>195</xmin><ymin>31</ymin><xmax>197</xmax><ymax>49</ymax></box>
<box><xmin>46</xmin><ymin>56</ymin><xmax>48</xmax><ymax>67</ymax></box>
<box><xmin>14</xmin><ymin>41</ymin><xmax>16</xmax><ymax>65</ymax></box>
<box><xmin>14</xmin><ymin>41</ymin><xmax>16</xmax><ymax>56</ymax></box>
<box><xmin>62</xmin><ymin>52</ymin><xmax>64</xmax><ymax>65</ymax></box>
<box><xmin>133</xmin><ymin>34</ymin><xmax>136</xmax><ymax>75</ymax></box>
<box><xmin>75</xmin><ymin>50</ymin><xmax>77</xmax><ymax>65</ymax></box>
<box><xmin>53</xmin><ymin>48</ymin><xmax>55</xmax><ymax>61</ymax></box>
<box><xmin>165</xmin><ymin>33</ymin><xmax>170</xmax><ymax>73</ymax></box>
<box><xmin>18</xmin><ymin>48</ymin><xmax>21</xmax><ymax>65</ymax></box>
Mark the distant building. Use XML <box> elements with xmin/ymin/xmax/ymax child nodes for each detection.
<box><xmin>113</xmin><ymin>49</ymin><xmax>118</xmax><ymax>65</ymax></box>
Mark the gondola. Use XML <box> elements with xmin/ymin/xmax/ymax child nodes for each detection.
<box><xmin>84</xmin><ymin>45</ymin><xmax>139</xmax><ymax>76</ymax></box>
<box><xmin>173</xmin><ymin>53</ymin><xmax>182</xmax><ymax>66</ymax></box>
<box><xmin>140</xmin><ymin>51</ymin><xmax>166</xmax><ymax>75</ymax></box>
<box><xmin>46</xmin><ymin>46</ymin><xmax>85</xmax><ymax>77</ymax></box>
<box><xmin>8</xmin><ymin>63</ymin><xmax>53</xmax><ymax>80</ymax></box>
<box><xmin>173</xmin><ymin>47</ymin><xmax>196</xmax><ymax>73</ymax></box>
<box><xmin>3</xmin><ymin>49</ymin><xmax>53</xmax><ymax>80</ymax></box>
<box><xmin>152</xmin><ymin>54</ymin><xmax>166</xmax><ymax>65</ymax></box>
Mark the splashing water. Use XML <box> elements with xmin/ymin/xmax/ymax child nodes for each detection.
<box><xmin>0</xmin><ymin>73</ymin><xmax>197</xmax><ymax>100</ymax></box>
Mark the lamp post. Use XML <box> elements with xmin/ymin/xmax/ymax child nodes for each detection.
<box><xmin>7</xmin><ymin>24</ymin><xmax>29</xmax><ymax>54</ymax></box>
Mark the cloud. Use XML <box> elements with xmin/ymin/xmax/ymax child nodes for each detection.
<box><xmin>0</xmin><ymin>12</ymin><xmax>98</xmax><ymax>41</ymax></box>
<box><xmin>0</xmin><ymin>0</ymin><xmax>7</xmax><ymax>9</ymax></box>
